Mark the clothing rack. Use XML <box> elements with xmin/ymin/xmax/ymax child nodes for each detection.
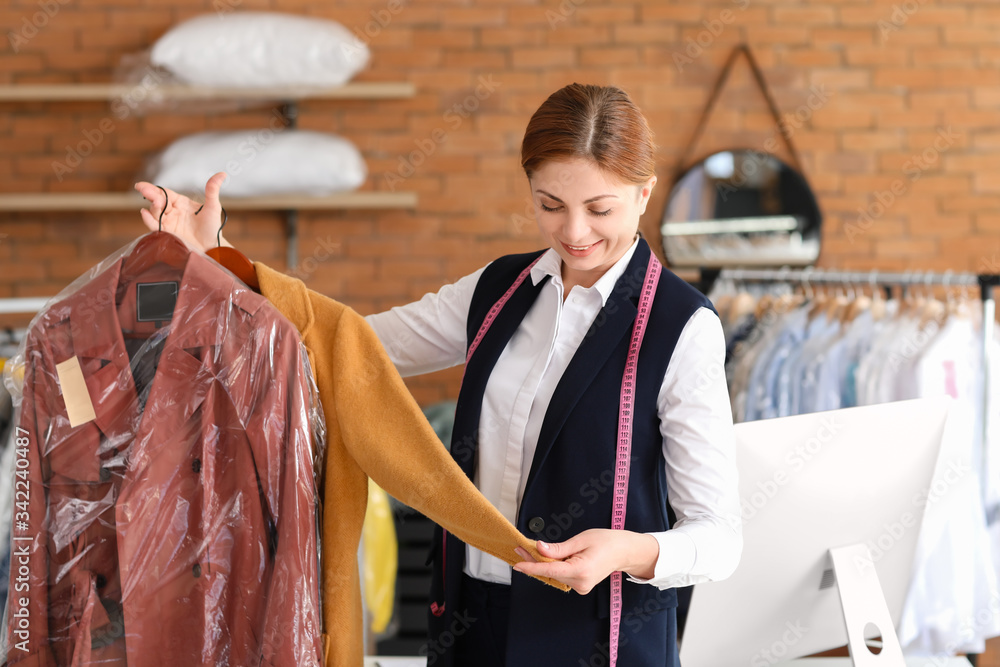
<box><xmin>716</xmin><ymin>268</ymin><xmax>1000</xmax><ymax>514</ymax></box>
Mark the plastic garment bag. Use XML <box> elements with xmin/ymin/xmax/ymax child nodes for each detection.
<box><xmin>1</xmin><ymin>231</ymin><xmax>326</xmax><ymax>666</ymax></box>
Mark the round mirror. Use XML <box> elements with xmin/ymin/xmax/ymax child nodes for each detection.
<box><xmin>660</xmin><ymin>150</ymin><xmax>822</xmax><ymax>268</ymax></box>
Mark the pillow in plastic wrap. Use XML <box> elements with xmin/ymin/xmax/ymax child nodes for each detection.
<box><xmin>147</xmin><ymin>130</ymin><xmax>368</xmax><ymax>197</ymax></box>
<box><xmin>150</xmin><ymin>12</ymin><xmax>369</xmax><ymax>87</ymax></box>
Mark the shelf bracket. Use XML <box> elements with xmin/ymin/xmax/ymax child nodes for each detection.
<box><xmin>283</xmin><ymin>209</ymin><xmax>299</xmax><ymax>270</ymax></box>
<box><xmin>281</xmin><ymin>101</ymin><xmax>299</xmax><ymax>129</ymax></box>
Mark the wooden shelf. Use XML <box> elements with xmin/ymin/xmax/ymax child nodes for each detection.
<box><xmin>0</xmin><ymin>82</ymin><xmax>416</xmax><ymax>102</ymax></box>
<box><xmin>0</xmin><ymin>191</ymin><xmax>418</xmax><ymax>212</ymax></box>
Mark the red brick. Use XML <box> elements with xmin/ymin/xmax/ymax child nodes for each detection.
<box><xmin>511</xmin><ymin>48</ymin><xmax>576</xmax><ymax>69</ymax></box>
<box><xmin>877</xmin><ymin>110</ymin><xmax>941</xmax><ymax>129</ymax></box>
<box><xmin>613</xmin><ymin>24</ymin><xmax>679</xmax><ymax>45</ymax></box>
<box><xmin>910</xmin><ymin>91</ymin><xmax>971</xmax><ymax>109</ymax></box>
<box><xmin>774</xmin><ymin>7</ymin><xmax>837</xmax><ymax>24</ymax></box>
<box><xmin>838</xmin><ymin>6</ymin><xmax>888</xmax><ymax>24</ymax></box>
<box><xmin>480</xmin><ymin>27</ymin><xmax>545</xmax><ymax>47</ymax></box>
<box><xmin>413</xmin><ymin>30</ymin><xmax>475</xmax><ymax>49</ymax></box>
<box><xmin>844</xmin><ymin>47</ymin><xmax>909</xmax><ymax>67</ymax></box>
<box><xmin>975</xmin><ymin>215</ymin><xmax>1000</xmax><ymax>232</ymax></box>
<box><xmin>639</xmin><ymin>5</ymin><xmax>704</xmax><ymax>22</ymax></box>
<box><xmin>974</xmin><ymin>172</ymin><xmax>1000</xmax><ymax>194</ymax></box>
<box><xmin>973</xmin><ymin>132</ymin><xmax>1000</xmax><ymax>149</ymax></box>
<box><xmin>809</xmin><ymin>69</ymin><xmax>871</xmax><ymax>90</ymax></box>
<box><xmin>905</xmin><ymin>7</ymin><xmax>970</xmax><ymax>27</ymax></box>
<box><xmin>575</xmin><ymin>7</ymin><xmax>638</xmax><ymax>24</ymax></box>
<box><xmin>875</xmin><ymin>239</ymin><xmax>939</xmax><ymax>257</ymax></box>
<box><xmin>841</xmin><ymin>131</ymin><xmax>904</xmax><ymax>151</ymax></box>
<box><xmin>440</xmin><ymin>8</ymin><xmax>506</xmax><ymax>27</ymax></box>
<box><xmin>811</xmin><ymin>110</ymin><xmax>874</xmax><ymax>130</ymax></box>
<box><xmin>944</xmin><ymin>27</ymin><xmax>997</xmax><ymax>45</ymax></box>
<box><xmin>580</xmin><ymin>47</ymin><xmax>639</xmax><ymax>68</ymax></box>
<box><xmin>547</xmin><ymin>25</ymin><xmax>611</xmax><ymax>47</ymax></box>
<box><xmin>782</xmin><ymin>49</ymin><xmax>844</xmax><ymax>67</ymax></box>
<box><xmin>813</xmin><ymin>28</ymin><xmax>876</xmax><ymax>47</ymax></box>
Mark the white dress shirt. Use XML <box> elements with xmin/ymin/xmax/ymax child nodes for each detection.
<box><xmin>365</xmin><ymin>240</ymin><xmax>741</xmax><ymax>589</ymax></box>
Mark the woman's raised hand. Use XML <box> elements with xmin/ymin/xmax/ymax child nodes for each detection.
<box><xmin>134</xmin><ymin>172</ymin><xmax>230</xmax><ymax>253</ymax></box>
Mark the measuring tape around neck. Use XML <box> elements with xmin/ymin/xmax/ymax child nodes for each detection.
<box><xmin>465</xmin><ymin>255</ymin><xmax>545</xmax><ymax>364</ymax></box>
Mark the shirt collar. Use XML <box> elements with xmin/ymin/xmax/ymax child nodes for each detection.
<box><xmin>530</xmin><ymin>237</ymin><xmax>641</xmax><ymax>307</ymax></box>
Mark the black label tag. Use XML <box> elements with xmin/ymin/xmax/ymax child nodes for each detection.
<box><xmin>136</xmin><ymin>282</ymin><xmax>178</xmax><ymax>324</ymax></box>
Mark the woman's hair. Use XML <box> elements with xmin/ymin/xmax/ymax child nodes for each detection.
<box><xmin>520</xmin><ymin>83</ymin><xmax>656</xmax><ymax>186</ymax></box>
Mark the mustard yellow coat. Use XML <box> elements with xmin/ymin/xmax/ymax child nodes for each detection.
<box><xmin>255</xmin><ymin>263</ymin><xmax>566</xmax><ymax>667</ymax></box>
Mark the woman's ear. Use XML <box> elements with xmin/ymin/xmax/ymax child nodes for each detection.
<box><xmin>637</xmin><ymin>175</ymin><xmax>657</xmax><ymax>215</ymax></box>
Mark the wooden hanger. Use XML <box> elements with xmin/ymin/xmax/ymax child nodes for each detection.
<box><xmin>203</xmin><ymin>204</ymin><xmax>260</xmax><ymax>291</ymax></box>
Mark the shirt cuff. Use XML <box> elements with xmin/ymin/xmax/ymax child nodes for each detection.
<box><xmin>626</xmin><ymin>531</ymin><xmax>696</xmax><ymax>588</ymax></box>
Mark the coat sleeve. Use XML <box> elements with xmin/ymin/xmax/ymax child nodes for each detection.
<box><xmin>243</xmin><ymin>317</ymin><xmax>323</xmax><ymax>667</ymax></box>
<box><xmin>325</xmin><ymin>303</ymin><xmax>569</xmax><ymax>592</ymax></box>
<box><xmin>4</xmin><ymin>336</ymin><xmax>56</xmax><ymax>667</ymax></box>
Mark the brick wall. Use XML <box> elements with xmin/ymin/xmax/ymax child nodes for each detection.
<box><xmin>1</xmin><ymin>0</ymin><xmax>999</xmax><ymax>403</ymax></box>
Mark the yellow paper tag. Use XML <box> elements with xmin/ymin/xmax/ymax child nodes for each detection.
<box><xmin>56</xmin><ymin>356</ymin><xmax>97</xmax><ymax>427</ymax></box>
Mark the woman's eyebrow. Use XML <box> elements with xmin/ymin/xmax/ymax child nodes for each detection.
<box><xmin>535</xmin><ymin>190</ymin><xmax>620</xmax><ymax>204</ymax></box>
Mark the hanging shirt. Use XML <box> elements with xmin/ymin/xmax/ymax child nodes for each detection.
<box><xmin>5</xmin><ymin>233</ymin><xmax>323</xmax><ymax>667</ymax></box>
<box><xmin>366</xmin><ymin>239</ymin><xmax>741</xmax><ymax>589</ymax></box>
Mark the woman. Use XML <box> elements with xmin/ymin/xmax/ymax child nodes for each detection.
<box><xmin>137</xmin><ymin>83</ymin><xmax>740</xmax><ymax>667</ymax></box>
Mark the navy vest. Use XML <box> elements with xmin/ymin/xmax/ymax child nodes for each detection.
<box><xmin>426</xmin><ymin>239</ymin><xmax>713</xmax><ymax>667</ymax></box>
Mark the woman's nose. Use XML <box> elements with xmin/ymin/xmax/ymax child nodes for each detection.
<box><xmin>562</xmin><ymin>209</ymin><xmax>589</xmax><ymax>241</ymax></box>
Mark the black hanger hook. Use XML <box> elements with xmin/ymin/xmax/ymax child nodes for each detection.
<box><xmin>155</xmin><ymin>185</ymin><xmax>168</xmax><ymax>232</ymax></box>
<box><xmin>216</xmin><ymin>206</ymin><xmax>228</xmax><ymax>249</ymax></box>
<box><xmin>193</xmin><ymin>203</ymin><xmax>228</xmax><ymax>248</ymax></box>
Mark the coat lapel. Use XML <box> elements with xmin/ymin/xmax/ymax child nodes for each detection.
<box><xmin>523</xmin><ymin>240</ymin><xmax>651</xmax><ymax>497</ymax></box>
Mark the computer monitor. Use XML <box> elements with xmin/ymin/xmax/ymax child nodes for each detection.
<box><xmin>680</xmin><ymin>397</ymin><xmax>955</xmax><ymax>666</ymax></box>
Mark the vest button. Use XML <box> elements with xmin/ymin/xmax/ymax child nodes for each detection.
<box><xmin>528</xmin><ymin>517</ymin><xmax>545</xmax><ymax>533</ymax></box>
<box><xmin>192</xmin><ymin>458</ymin><xmax>202</xmax><ymax>473</ymax></box>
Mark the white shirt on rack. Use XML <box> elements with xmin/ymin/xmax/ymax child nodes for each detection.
<box><xmin>365</xmin><ymin>240</ymin><xmax>741</xmax><ymax>589</ymax></box>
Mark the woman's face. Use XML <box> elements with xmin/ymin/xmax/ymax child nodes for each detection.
<box><xmin>529</xmin><ymin>157</ymin><xmax>656</xmax><ymax>289</ymax></box>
